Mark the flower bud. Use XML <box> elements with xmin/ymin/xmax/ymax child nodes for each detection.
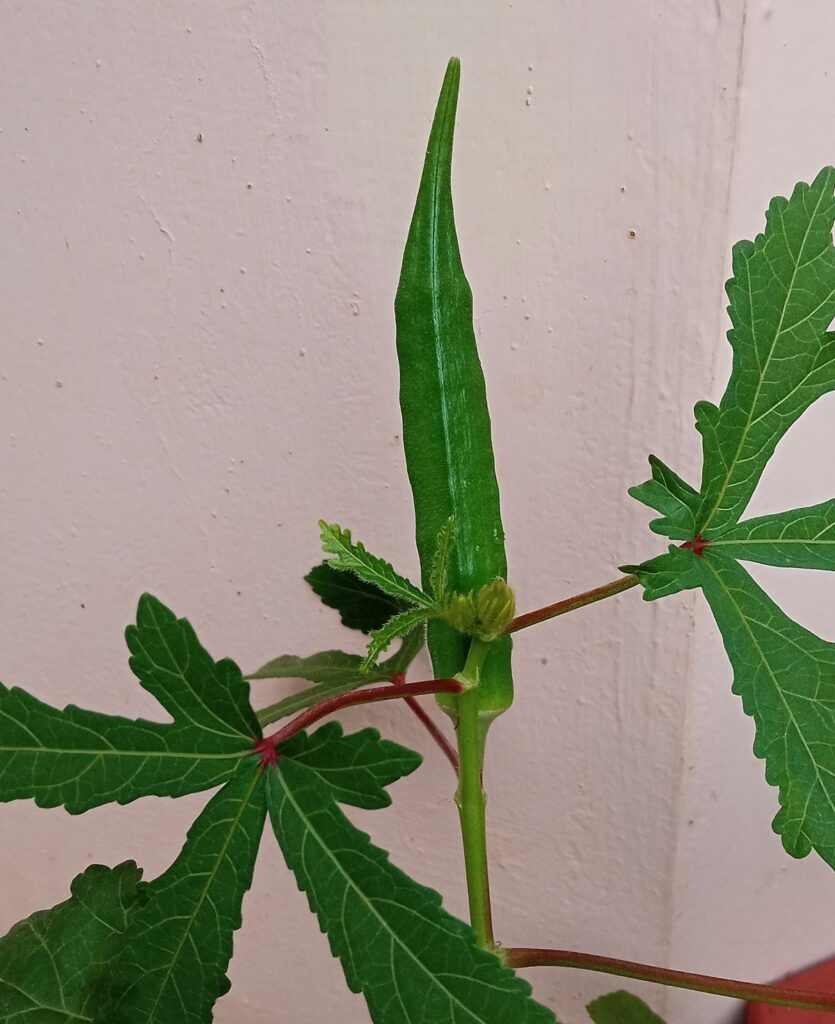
<box><xmin>473</xmin><ymin>578</ymin><xmax>515</xmax><ymax>641</ymax></box>
<box><xmin>443</xmin><ymin>592</ymin><xmax>477</xmax><ymax>633</ymax></box>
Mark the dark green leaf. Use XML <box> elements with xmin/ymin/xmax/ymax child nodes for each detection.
<box><xmin>394</xmin><ymin>57</ymin><xmax>513</xmax><ymax>717</ymax></box>
<box><xmin>711</xmin><ymin>498</ymin><xmax>835</xmax><ymax>570</ymax></box>
<box><xmin>319</xmin><ymin>522</ymin><xmax>433</xmax><ymax>609</ymax></box>
<box><xmin>277</xmin><ymin>723</ymin><xmax>422</xmax><ymax>808</ymax></box>
<box><xmin>126</xmin><ymin>594</ymin><xmax>259</xmax><ymax>741</ymax></box>
<box><xmin>695</xmin><ymin>167</ymin><xmax>835</xmax><ymax>535</ymax></box>
<box><xmin>305</xmin><ymin>562</ymin><xmax>409</xmax><ymax>634</ymax></box>
<box><xmin>0</xmin><ymin>594</ymin><xmax>256</xmax><ymax>812</ymax></box>
<box><xmin>698</xmin><ymin>550</ymin><xmax>835</xmax><ymax>867</ymax></box>
<box><xmin>267</xmin><ymin>725</ymin><xmax>555</xmax><ymax>1024</ymax></box>
<box><xmin>0</xmin><ymin>861</ymin><xmax>143</xmax><ymax>1023</ymax></box>
<box><xmin>99</xmin><ymin>762</ymin><xmax>266</xmax><ymax>1023</ymax></box>
<box><xmin>587</xmin><ymin>991</ymin><xmax>667</xmax><ymax>1024</ymax></box>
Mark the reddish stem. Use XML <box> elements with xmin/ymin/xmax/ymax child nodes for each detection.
<box><xmin>254</xmin><ymin>677</ymin><xmax>463</xmax><ymax>763</ymax></box>
<box><xmin>505</xmin><ymin>575</ymin><xmax>639</xmax><ymax>635</ymax></box>
<box><xmin>503</xmin><ymin>948</ymin><xmax>835</xmax><ymax>1013</ymax></box>
<box><xmin>390</xmin><ymin>671</ymin><xmax>459</xmax><ymax>773</ymax></box>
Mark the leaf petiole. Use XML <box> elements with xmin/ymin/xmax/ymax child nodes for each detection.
<box><xmin>506</xmin><ymin>575</ymin><xmax>640</xmax><ymax>635</ymax></box>
<box><xmin>254</xmin><ymin>677</ymin><xmax>463</xmax><ymax>764</ymax></box>
<box><xmin>503</xmin><ymin>946</ymin><xmax>835</xmax><ymax>1014</ymax></box>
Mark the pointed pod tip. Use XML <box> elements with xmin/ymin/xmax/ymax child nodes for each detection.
<box><xmin>443</xmin><ymin>56</ymin><xmax>461</xmax><ymax>87</ymax></box>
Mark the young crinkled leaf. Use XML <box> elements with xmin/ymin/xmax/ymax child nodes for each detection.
<box><xmin>696</xmin><ymin>550</ymin><xmax>835</xmax><ymax>867</ymax></box>
<box><xmin>305</xmin><ymin>561</ymin><xmax>410</xmax><ymax>634</ymax></box>
<box><xmin>98</xmin><ymin>761</ymin><xmax>266</xmax><ymax>1024</ymax></box>
<box><xmin>363</xmin><ymin>606</ymin><xmax>432</xmax><ymax>671</ymax></box>
<box><xmin>267</xmin><ymin>724</ymin><xmax>556</xmax><ymax>1024</ymax></box>
<box><xmin>0</xmin><ymin>593</ymin><xmax>258</xmax><ymax>812</ymax></box>
<box><xmin>394</xmin><ymin>58</ymin><xmax>513</xmax><ymax>718</ymax></box>
<box><xmin>0</xmin><ymin>861</ymin><xmax>143</xmax><ymax>1023</ymax></box>
<box><xmin>586</xmin><ymin>991</ymin><xmax>667</xmax><ymax>1024</ymax></box>
<box><xmin>319</xmin><ymin>521</ymin><xmax>434</xmax><ymax>609</ymax></box>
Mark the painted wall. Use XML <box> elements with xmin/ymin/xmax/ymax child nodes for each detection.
<box><xmin>0</xmin><ymin>3</ymin><xmax>832</xmax><ymax>1022</ymax></box>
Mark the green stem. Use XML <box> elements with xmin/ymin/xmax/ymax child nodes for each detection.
<box><xmin>505</xmin><ymin>575</ymin><xmax>639</xmax><ymax>635</ymax></box>
<box><xmin>503</xmin><ymin>947</ymin><xmax>835</xmax><ymax>1013</ymax></box>
<box><xmin>454</xmin><ymin>639</ymin><xmax>494</xmax><ymax>950</ymax></box>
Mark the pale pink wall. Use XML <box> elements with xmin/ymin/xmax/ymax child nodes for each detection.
<box><xmin>1</xmin><ymin>3</ymin><xmax>832</xmax><ymax>1023</ymax></box>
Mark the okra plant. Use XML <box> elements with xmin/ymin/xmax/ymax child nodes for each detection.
<box><xmin>5</xmin><ymin>57</ymin><xmax>835</xmax><ymax>1024</ymax></box>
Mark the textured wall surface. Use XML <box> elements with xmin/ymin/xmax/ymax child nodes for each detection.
<box><xmin>1</xmin><ymin>3</ymin><xmax>833</xmax><ymax>1022</ymax></box>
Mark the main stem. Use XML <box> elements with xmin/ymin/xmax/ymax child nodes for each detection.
<box><xmin>455</xmin><ymin>639</ymin><xmax>494</xmax><ymax>950</ymax></box>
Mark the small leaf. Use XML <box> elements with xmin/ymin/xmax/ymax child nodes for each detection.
<box><xmin>430</xmin><ymin>517</ymin><xmax>456</xmax><ymax>599</ymax></box>
<box><xmin>319</xmin><ymin>521</ymin><xmax>433</xmax><ymax>608</ymax></box>
<box><xmin>252</xmin><ymin>635</ymin><xmax>426</xmax><ymax>729</ymax></box>
<box><xmin>698</xmin><ymin>550</ymin><xmax>835</xmax><ymax>867</ymax></box>
<box><xmin>0</xmin><ymin>861</ymin><xmax>143</xmax><ymax>1023</ymax></box>
<box><xmin>711</xmin><ymin>498</ymin><xmax>835</xmax><ymax>570</ymax></box>
<box><xmin>363</xmin><ymin>606</ymin><xmax>431</xmax><ymax>671</ymax></box>
<box><xmin>695</xmin><ymin>168</ymin><xmax>835</xmax><ymax>535</ymax></box>
<box><xmin>305</xmin><ymin>562</ymin><xmax>408</xmax><ymax>634</ymax></box>
<box><xmin>247</xmin><ymin>650</ymin><xmax>385</xmax><ymax>684</ymax></box>
<box><xmin>394</xmin><ymin>57</ymin><xmax>513</xmax><ymax>717</ymax></box>
<box><xmin>587</xmin><ymin>991</ymin><xmax>667</xmax><ymax>1024</ymax></box>
<box><xmin>100</xmin><ymin>761</ymin><xmax>267</xmax><ymax>1023</ymax></box>
<box><xmin>627</xmin><ymin>455</ymin><xmax>699</xmax><ymax>540</ymax></box>
<box><xmin>621</xmin><ymin>546</ymin><xmax>702</xmax><ymax>601</ymax></box>
<box><xmin>267</xmin><ymin>726</ymin><xmax>557</xmax><ymax>1024</ymax></box>
<box><xmin>0</xmin><ymin>594</ymin><xmax>257</xmax><ymax>812</ymax></box>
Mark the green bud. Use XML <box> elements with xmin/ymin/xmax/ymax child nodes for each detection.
<box><xmin>473</xmin><ymin>578</ymin><xmax>515</xmax><ymax>641</ymax></box>
<box><xmin>443</xmin><ymin>592</ymin><xmax>477</xmax><ymax>633</ymax></box>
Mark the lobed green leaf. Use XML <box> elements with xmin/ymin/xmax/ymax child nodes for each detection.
<box><xmin>99</xmin><ymin>762</ymin><xmax>267</xmax><ymax>1023</ymax></box>
<box><xmin>0</xmin><ymin>861</ymin><xmax>143</xmax><ymax>1023</ymax></box>
<box><xmin>0</xmin><ymin>594</ymin><xmax>257</xmax><ymax>813</ymax></box>
<box><xmin>266</xmin><ymin>726</ymin><xmax>556</xmax><ymax>1024</ymax></box>
<box><xmin>697</xmin><ymin>550</ymin><xmax>835</xmax><ymax>867</ymax></box>
<box><xmin>696</xmin><ymin>167</ymin><xmax>835</xmax><ymax>535</ymax></box>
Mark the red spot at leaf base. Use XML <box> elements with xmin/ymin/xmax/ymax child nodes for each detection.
<box><xmin>252</xmin><ymin>737</ymin><xmax>279</xmax><ymax>769</ymax></box>
<box><xmin>681</xmin><ymin>534</ymin><xmax>709</xmax><ymax>557</ymax></box>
